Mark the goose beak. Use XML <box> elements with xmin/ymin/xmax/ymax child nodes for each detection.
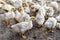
<box><xmin>31</xmin><ymin>16</ymin><xmax>36</xmax><ymax>21</ymax></box>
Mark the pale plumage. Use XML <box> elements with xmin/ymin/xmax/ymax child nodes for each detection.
<box><xmin>0</xmin><ymin>0</ymin><xmax>6</xmax><ymax>7</ymax></box>
<box><xmin>0</xmin><ymin>9</ymin><xmax>15</xmax><ymax>21</ymax></box>
<box><xmin>0</xmin><ymin>0</ymin><xmax>59</xmax><ymax>34</ymax></box>
<box><xmin>39</xmin><ymin>6</ymin><xmax>46</xmax><ymax>16</ymax></box>
<box><xmin>22</xmin><ymin>2</ymin><xmax>30</xmax><ymax>13</ymax></box>
<box><xmin>30</xmin><ymin>3</ymin><xmax>40</xmax><ymax>15</ymax></box>
<box><xmin>56</xmin><ymin>23</ymin><xmax>60</xmax><ymax>29</ymax></box>
<box><xmin>4</xmin><ymin>11</ymin><xmax>15</xmax><ymax>20</ymax></box>
<box><xmin>13</xmin><ymin>0</ymin><xmax>22</xmax><ymax>8</ymax></box>
<box><xmin>11</xmin><ymin>21</ymin><xmax>33</xmax><ymax>33</ymax></box>
<box><xmin>14</xmin><ymin>10</ymin><xmax>31</xmax><ymax>22</ymax></box>
<box><xmin>49</xmin><ymin>1</ymin><xmax>58</xmax><ymax>11</ymax></box>
<box><xmin>14</xmin><ymin>10</ymin><xmax>21</xmax><ymax>22</ymax></box>
<box><xmin>33</xmin><ymin>3</ymin><xmax>46</xmax><ymax>16</ymax></box>
<box><xmin>36</xmin><ymin>10</ymin><xmax>45</xmax><ymax>25</ymax></box>
<box><xmin>2</xmin><ymin>4</ymin><xmax>15</xmax><ymax>11</ymax></box>
<box><xmin>56</xmin><ymin>15</ymin><xmax>60</xmax><ymax>22</ymax></box>
<box><xmin>36</xmin><ymin>0</ymin><xmax>44</xmax><ymax>6</ymax></box>
<box><xmin>22</xmin><ymin>0</ymin><xmax>32</xmax><ymax>3</ymax></box>
<box><xmin>6</xmin><ymin>0</ymin><xmax>22</xmax><ymax>8</ymax></box>
<box><xmin>24</xmin><ymin>7</ymin><xmax>30</xmax><ymax>13</ymax></box>
<box><xmin>26</xmin><ymin>0</ymin><xmax>32</xmax><ymax>3</ymax></box>
<box><xmin>44</xmin><ymin>17</ymin><xmax>57</xmax><ymax>29</ymax></box>
<box><xmin>45</xmin><ymin>6</ymin><xmax>54</xmax><ymax>17</ymax></box>
<box><xmin>0</xmin><ymin>11</ymin><xmax>15</xmax><ymax>27</ymax></box>
<box><xmin>34</xmin><ymin>3</ymin><xmax>41</xmax><ymax>10</ymax></box>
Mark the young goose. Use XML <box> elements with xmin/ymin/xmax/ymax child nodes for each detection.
<box><xmin>0</xmin><ymin>8</ymin><xmax>8</xmax><ymax>14</ymax></box>
<box><xmin>2</xmin><ymin>4</ymin><xmax>15</xmax><ymax>12</ymax></box>
<box><xmin>56</xmin><ymin>15</ymin><xmax>60</xmax><ymax>22</ymax></box>
<box><xmin>36</xmin><ymin>9</ymin><xmax>45</xmax><ymax>26</ymax></box>
<box><xmin>45</xmin><ymin>6</ymin><xmax>54</xmax><ymax>17</ymax></box>
<box><xmin>39</xmin><ymin>6</ymin><xmax>46</xmax><ymax>16</ymax></box>
<box><xmin>30</xmin><ymin>3</ymin><xmax>40</xmax><ymax>16</ymax></box>
<box><xmin>0</xmin><ymin>0</ymin><xmax>6</xmax><ymax>7</ymax></box>
<box><xmin>11</xmin><ymin>20</ymin><xmax>33</xmax><ymax>39</ymax></box>
<box><xmin>49</xmin><ymin>0</ymin><xmax>58</xmax><ymax>11</ymax></box>
<box><xmin>44</xmin><ymin>17</ymin><xmax>57</xmax><ymax>31</ymax></box>
<box><xmin>0</xmin><ymin>10</ymin><xmax>15</xmax><ymax>27</ymax></box>
<box><xmin>22</xmin><ymin>2</ymin><xmax>30</xmax><ymax>14</ymax></box>
<box><xmin>4</xmin><ymin>11</ymin><xmax>15</xmax><ymax>20</ymax></box>
<box><xmin>56</xmin><ymin>23</ymin><xmax>60</xmax><ymax>29</ymax></box>
<box><xmin>11</xmin><ymin>20</ymin><xmax>33</xmax><ymax>33</ymax></box>
<box><xmin>22</xmin><ymin>0</ymin><xmax>32</xmax><ymax>3</ymax></box>
<box><xmin>36</xmin><ymin>0</ymin><xmax>44</xmax><ymax>6</ymax></box>
<box><xmin>6</xmin><ymin>0</ymin><xmax>22</xmax><ymax>8</ymax></box>
<box><xmin>0</xmin><ymin>5</ymin><xmax>15</xmax><ymax>21</ymax></box>
<box><xmin>14</xmin><ymin>9</ymin><xmax>31</xmax><ymax>22</ymax></box>
<box><xmin>33</xmin><ymin>3</ymin><xmax>46</xmax><ymax>16</ymax></box>
<box><xmin>34</xmin><ymin>3</ymin><xmax>41</xmax><ymax>10</ymax></box>
<box><xmin>28</xmin><ymin>2</ymin><xmax>35</xmax><ymax>8</ymax></box>
<box><xmin>13</xmin><ymin>0</ymin><xmax>22</xmax><ymax>8</ymax></box>
<box><xmin>26</xmin><ymin>0</ymin><xmax>32</xmax><ymax>3</ymax></box>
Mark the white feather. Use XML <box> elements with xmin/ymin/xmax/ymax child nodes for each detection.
<box><xmin>36</xmin><ymin>11</ymin><xmax>45</xmax><ymax>25</ymax></box>
<box><xmin>46</xmin><ymin>6</ymin><xmax>54</xmax><ymax>16</ymax></box>
<box><xmin>13</xmin><ymin>0</ymin><xmax>22</xmax><ymax>8</ymax></box>
<box><xmin>22</xmin><ymin>0</ymin><xmax>32</xmax><ymax>3</ymax></box>
<box><xmin>14</xmin><ymin>10</ymin><xmax>21</xmax><ymax>20</ymax></box>
<box><xmin>11</xmin><ymin>21</ymin><xmax>33</xmax><ymax>33</ymax></box>
<box><xmin>24</xmin><ymin>7</ymin><xmax>30</xmax><ymax>13</ymax></box>
<box><xmin>15</xmin><ymin>10</ymin><xmax>31</xmax><ymax>22</ymax></box>
<box><xmin>56</xmin><ymin>23</ymin><xmax>60</xmax><ymax>29</ymax></box>
<box><xmin>4</xmin><ymin>11</ymin><xmax>15</xmax><ymax>20</ymax></box>
<box><xmin>39</xmin><ymin>6</ymin><xmax>46</xmax><ymax>16</ymax></box>
<box><xmin>56</xmin><ymin>15</ymin><xmax>60</xmax><ymax>22</ymax></box>
<box><xmin>44</xmin><ymin>17</ymin><xmax>57</xmax><ymax>29</ymax></box>
<box><xmin>2</xmin><ymin>4</ymin><xmax>15</xmax><ymax>11</ymax></box>
<box><xmin>49</xmin><ymin>1</ymin><xmax>58</xmax><ymax>10</ymax></box>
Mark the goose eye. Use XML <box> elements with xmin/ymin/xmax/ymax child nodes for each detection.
<box><xmin>36</xmin><ymin>9</ymin><xmax>38</xmax><ymax>12</ymax></box>
<box><xmin>4</xmin><ymin>9</ymin><xmax>8</xmax><ymax>12</ymax></box>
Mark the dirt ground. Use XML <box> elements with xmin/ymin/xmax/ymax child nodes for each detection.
<box><xmin>0</xmin><ymin>1</ymin><xmax>60</xmax><ymax>40</ymax></box>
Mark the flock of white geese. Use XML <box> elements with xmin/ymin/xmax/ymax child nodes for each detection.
<box><xmin>0</xmin><ymin>0</ymin><xmax>60</xmax><ymax>35</ymax></box>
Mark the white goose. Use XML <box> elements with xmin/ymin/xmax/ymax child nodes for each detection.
<box><xmin>44</xmin><ymin>17</ymin><xmax>57</xmax><ymax>29</ymax></box>
<box><xmin>33</xmin><ymin>3</ymin><xmax>46</xmax><ymax>16</ymax></box>
<box><xmin>22</xmin><ymin>2</ymin><xmax>30</xmax><ymax>13</ymax></box>
<box><xmin>0</xmin><ymin>0</ymin><xmax>6</xmax><ymax>7</ymax></box>
<box><xmin>4</xmin><ymin>11</ymin><xmax>15</xmax><ymax>20</ymax></box>
<box><xmin>49</xmin><ymin>1</ymin><xmax>58</xmax><ymax>11</ymax></box>
<box><xmin>6</xmin><ymin>0</ymin><xmax>22</xmax><ymax>8</ymax></box>
<box><xmin>11</xmin><ymin>19</ymin><xmax>33</xmax><ymax>33</ymax></box>
<box><xmin>0</xmin><ymin>11</ymin><xmax>15</xmax><ymax>27</ymax></box>
<box><xmin>56</xmin><ymin>15</ymin><xmax>60</xmax><ymax>22</ymax></box>
<box><xmin>14</xmin><ymin>7</ymin><xmax>31</xmax><ymax>22</ymax></box>
<box><xmin>56</xmin><ymin>23</ymin><xmax>60</xmax><ymax>29</ymax></box>
<box><xmin>2</xmin><ymin>4</ymin><xmax>15</xmax><ymax>12</ymax></box>
<box><xmin>36</xmin><ymin>9</ymin><xmax>45</xmax><ymax>26</ymax></box>
<box><xmin>45</xmin><ymin>6</ymin><xmax>54</xmax><ymax>17</ymax></box>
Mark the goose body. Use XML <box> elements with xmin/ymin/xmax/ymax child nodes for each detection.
<box><xmin>36</xmin><ymin>10</ymin><xmax>45</xmax><ymax>25</ymax></box>
<box><xmin>11</xmin><ymin>21</ymin><xmax>33</xmax><ymax>33</ymax></box>
<box><xmin>44</xmin><ymin>17</ymin><xmax>57</xmax><ymax>29</ymax></box>
<box><xmin>56</xmin><ymin>15</ymin><xmax>60</xmax><ymax>22</ymax></box>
